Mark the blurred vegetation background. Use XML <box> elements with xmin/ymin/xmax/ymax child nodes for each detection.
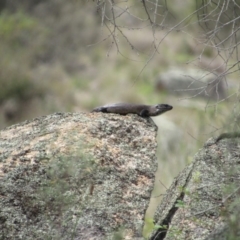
<box><xmin>0</xmin><ymin>0</ymin><xmax>240</xmax><ymax>236</ymax></box>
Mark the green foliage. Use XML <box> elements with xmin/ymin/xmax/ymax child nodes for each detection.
<box><xmin>192</xmin><ymin>171</ymin><xmax>201</xmax><ymax>183</ymax></box>
<box><xmin>0</xmin><ymin>11</ymin><xmax>37</xmax><ymax>46</ymax></box>
<box><xmin>178</xmin><ymin>186</ymin><xmax>190</xmax><ymax>196</ymax></box>
<box><xmin>38</xmin><ymin>152</ymin><xmax>96</xmax><ymax>215</ymax></box>
<box><xmin>0</xmin><ymin>73</ymin><xmax>32</xmax><ymax>102</ymax></box>
<box><xmin>0</xmin><ymin>11</ymin><xmax>47</xmax><ymax>103</ymax></box>
<box><xmin>144</xmin><ymin>217</ymin><xmax>155</xmax><ymax>236</ymax></box>
<box><xmin>39</xmin><ymin>157</ymin><xmax>79</xmax><ymax>214</ymax></box>
<box><xmin>153</xmin><ymin>224</ymin><xmax>168</xmax><ymax>230</ymax></box>
<box><xmin>175</xmin><ymin>199</ymin><xmax>186</xmax><ymax>208</ymax></box>
<box><xmin>143</xmin><ymin>217</ymin><xmax>168</xmax><ymax>239</ymax></box>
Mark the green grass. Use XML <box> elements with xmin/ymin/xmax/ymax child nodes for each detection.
<box><xmin>0</xmin><ymin>11</ymin><xmax>37</xmax><ymax>39</ymax></box>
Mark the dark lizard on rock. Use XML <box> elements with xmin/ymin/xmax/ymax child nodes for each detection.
<box><xmin>91</xmin><ymin>103</ymin><xmax>173</xmax><ymax>117</ymax></box>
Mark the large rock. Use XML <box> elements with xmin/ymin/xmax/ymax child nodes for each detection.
<box><xmin>150</xmin><ymin>136</ymin><xmax>240</xmax><ymax>240</ymax></box>
<box><xmin>156</xmin><ymin>68</ymin><xmax>227</xmax><ymax>100</ymax></box>
<box><xmin>0</xmin><ymin>112</ymin><xmax>158</xmax><ymax>239</ymax></box>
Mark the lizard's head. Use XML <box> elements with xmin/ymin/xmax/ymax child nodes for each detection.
<box><xmin>152</xmin><ymin>104</ymin><xmax>173</xmax><ymax>116</ymax></box>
